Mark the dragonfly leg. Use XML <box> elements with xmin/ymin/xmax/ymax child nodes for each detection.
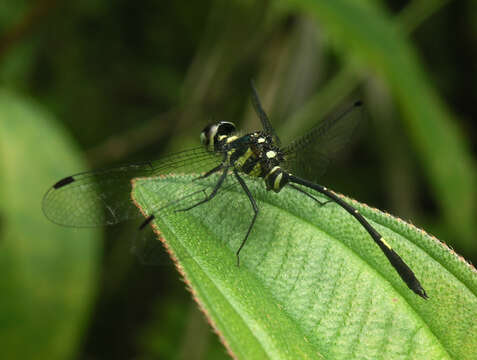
<box><xmin>176</xmin><ymin>165</ymin><xmax>229</xmax><ymax>212</ymax></box>
<box><xmin>233</xmin><ymin>169</ymin><xmax>259</xmax><ymax>267</ymax></box>
<box><xmin>193</xmin><ymin>163</ymin><xmax>224</xmax><ymax>181</ymax></box>
<box><xmin>289</xmin><ymin>184</ymin><xmax>331</xmax><ymax>206</ymax></box>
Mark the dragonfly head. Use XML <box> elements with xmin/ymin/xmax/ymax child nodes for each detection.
<box><xmin>201</xmin><ymin>121</ymin><xmax>236</xmax><ymax>151</ymax></box>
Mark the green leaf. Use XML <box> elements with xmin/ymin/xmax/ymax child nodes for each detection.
<box><xmin>133</xmin><ymin>174</ymin><xmax>477</xmax><ymax>360</ymax></box>
<box><xmin>0</xmin><ymin>90</ymin><xmax>100</xmax><ymax>359</ymax></box>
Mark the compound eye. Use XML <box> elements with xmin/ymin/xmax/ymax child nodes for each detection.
<box><xmin>217</xmin><ymin>121</ymin><xmax>235</xmax><ymax>136</ymax></box>
<box><xmin>200</xmin><ymin>131</ymin><xmax>208</xmax><ymax>145</ymax></box>
<box><xmin>200</xmin><ymin>124</ymin><xmax>214</xmax><ymax>146</ymax></box>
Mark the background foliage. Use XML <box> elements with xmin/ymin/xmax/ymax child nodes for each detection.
<box><xmin>0</xmin><ymin>0</ymin><xmax>476</xmax><ymax>359</ymax></box>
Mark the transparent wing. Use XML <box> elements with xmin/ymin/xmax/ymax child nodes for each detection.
<box><xmin>282</xmin><ymin>101</ymin><xmax>362</xmax><ymax>180</ymax></box>
<box><xmin>130</xmin><ymin>171</ymin><xmax>242</xmax><ymax>265</ymax></box>
<box><xmin>250</xmin><ymin>80</ymin><xmax>281</xmax><ymax>146</ymax></box>
<box><xmin>42</xmin><ymin>147</ymin><xmax>223</xmax><ymax>227</ymax></box>
<box><xmin>130</xmin><ymin>171</ymin><xmax>260</xmax><ymax>265</ymax></box>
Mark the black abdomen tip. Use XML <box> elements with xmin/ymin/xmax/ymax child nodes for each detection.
<box><xmin>53</xmin><ymin>176</ymin><xmax>75</xmax><ymax>189</ymax></box>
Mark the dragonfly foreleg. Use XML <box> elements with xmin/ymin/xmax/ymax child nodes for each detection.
<box><xmin>233</xmin><ymin>169</ymin><xmax>259</xmax><ymax>267</ymax></box>
<box><xmin>176</xmin><ymin>165</ymin><xmax>230</xmax><ymax>212</ymax></box>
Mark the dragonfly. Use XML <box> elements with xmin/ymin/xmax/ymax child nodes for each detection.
<box><xmin>43</xmin><ymin>82</ymin><xmax>428</xmax><ymax>299</ymax></box>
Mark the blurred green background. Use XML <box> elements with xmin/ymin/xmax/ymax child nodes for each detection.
<box><xmin>0</xmin><ymin>1</ymin><xmax>476</xmax><ymax>359</ymax></box>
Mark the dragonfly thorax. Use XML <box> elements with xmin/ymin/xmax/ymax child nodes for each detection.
<box><xmin>220</xmin><ymin>130</ymin><xmax>290</xmax><ymax>193</ymax></box>
<box><xmin>247</xmin><ymin>132</ymin><xmax>289</xmax><ymax>192</ymax></box>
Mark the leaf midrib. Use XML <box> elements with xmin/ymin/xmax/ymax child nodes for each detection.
<box><xmin>161</xmin><ymin>215</ymin><xmax>314</xmax><ymax>359</ymax></box>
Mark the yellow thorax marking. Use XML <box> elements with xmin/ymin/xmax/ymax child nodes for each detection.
<box><xmin>235</xmin><ymin>148</ymin><xmax>254</xmax><ymax>167</ymax></box>
<box><xmin>226</xmin><ymin>135</ymin><xmax>239</xmax><ymax>143</ymax></box>
<box><xmin>273</xmin><ymin>172</ymin><xmax>283</xmax><ymax>190</ymax></box>
<box><xmin>266</xmin><ymin>150</ymin><xmax>277</xmax><ymax>158</ymax></box>
<box><xmin>265</xmin><ymin>166</ymin><xmax>280</xmax><ymax>180</ymax></box>
<box><xmin>250</xmin><ymin>162</ymin><xmax>262</xmax><ymax>177</ymax></box>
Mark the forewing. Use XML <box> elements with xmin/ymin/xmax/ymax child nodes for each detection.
<box><xmin>42</xmin><ymin>147</ymin><xmax>222</xmax><ymax>227</ymax></box>
<box><xmin>283</xmin><ymin>101</ymin><xmax>362</xmax><ymax>181</ymax></box>
<box><xmin>250</xmin><ymin>80</ymin><xmax>281</xmax><ymax>146</ymax></box>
